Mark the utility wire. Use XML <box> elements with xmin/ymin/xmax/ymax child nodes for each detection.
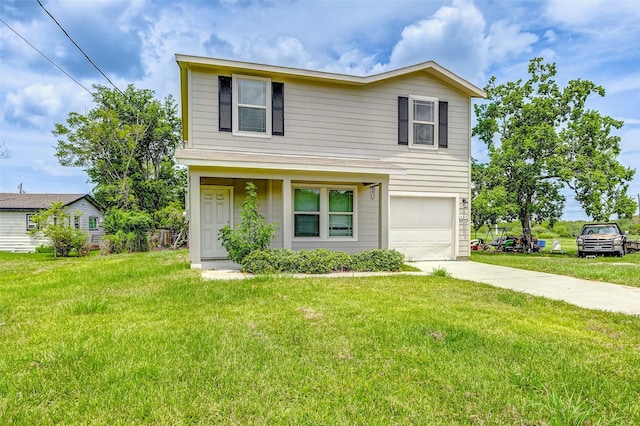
<box><xmin>0</xmin><ymin>16</ymin><xmax>93</xmax><ymax>95</ymax></box>
<box><xmin>36</xmin><ymin>0</ymin><xmax>126</xmax><ymax>99</ymax></box>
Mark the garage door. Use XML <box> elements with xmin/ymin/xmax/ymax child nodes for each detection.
<box><xmin>390</xmin><ymin>196</ymin><xmax>455</xmax><ymax>261</ymax></box>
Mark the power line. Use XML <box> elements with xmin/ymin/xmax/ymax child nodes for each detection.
<box><xmin>0</xmin><ymin>16</ymin><xmax>93</xmax><ymax>95</ymax></box>
<box><xmin>36</xmin><ymin>0</ymin><xmax>126</xmax><ymax>99</ymax></box>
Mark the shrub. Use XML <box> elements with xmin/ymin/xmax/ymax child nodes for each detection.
<box><xmin>100</xmin><ymin>209</ymin><xmax>152</xmax><ymax>254</ymax></box>
<box><xmin>350</xmin><ymin>249</ymin><xmax>404</xmax><ymax>272</ymax></box>
<box><xmin>241</xmin><ymin>248</ymin><xmax>404</xmax><ymax>274</ymax></box>
<box><xmin>35</xmin><ymin>245</ymin><xmax>54</xmax><ymax>254</ymax></box>
<box><xmin>218</xmin><ymin>182</ymin><xmax>278</xmax><ymax>264</ymax></box>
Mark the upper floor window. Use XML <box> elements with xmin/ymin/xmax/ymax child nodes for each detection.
<box><xmin>235</xmin><ymin>77</ymin><xmax>269</xmax><ymax>134</ymax></box>
<box><xmin>410</xmin><ymin>96</ymin><xmax>437</xmax><ymax>146</ymax></box>
<box><xmin>398</xmin><ymin>96</ymin><xmax>448</xmax><ymax>149</ymax></box>
<box><xmin>219</xmin><ymin>75</ymin><xmax>284</xmax><ymax>137</ymax></box>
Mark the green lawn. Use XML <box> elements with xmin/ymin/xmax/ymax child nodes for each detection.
<box><xmin>1</xmin><ymin>250</ymin><xmax>640</xmax><ymax>424</ymax></box>
<box><xmin>471</xmin><ymin>238</ymin><xmax>640</xmax><ymax>288</ymax></box>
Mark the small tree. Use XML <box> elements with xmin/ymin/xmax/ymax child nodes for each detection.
<box><xmin>28</xmin><ymin>202</ymin><xmax>89</xmax><ymax>257</ymax></box>
<box><xmin>218</xmin><ymin>182</ymin><xmax>278</xmax><ymax>264</ymax></box>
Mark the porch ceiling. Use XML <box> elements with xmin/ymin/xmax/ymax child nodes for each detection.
<box><xmin>175</xmin><ymin>149</ymin><xmax>406</xmax><ymax>175</ymax></box>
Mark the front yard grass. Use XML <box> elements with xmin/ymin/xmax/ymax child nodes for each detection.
<box><xmin>1</xmin><ymin>250</ymin><xmax>639</xmax><ymax>424</ymax></box>
<box><xmin>471</xmin><ymin>238</ymin><xmax>640</xmax><ymax>288</ymax></box>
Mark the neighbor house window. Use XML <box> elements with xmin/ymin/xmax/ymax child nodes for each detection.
<box><xmin>89</xmin><ymin>216</ymin><xmax>98</xmax><ymax>231</ymax></box>
<box><xmin>233</xmin><ymin>75</ymin><xmax>271</xmax><ymax>136</ymax></box>
<box><xmin>26</xmin><ymin>214</ymin><xmax>37</xmax><ymax>231</ymax></box>
<box><xmin>398</xmin><ymin>96</ymin><xmax>448</xmax><ymax>148</ymax></box>
<box><xmin>293</xmin><ymin>186</ymin><xmax>356</xmax><ymax>239</ymax></box>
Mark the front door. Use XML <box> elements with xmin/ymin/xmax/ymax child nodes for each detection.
<box><xmin>201</xmin><ymin>187</ymin><xmax>232</xmax><ymax>258</ymax></box>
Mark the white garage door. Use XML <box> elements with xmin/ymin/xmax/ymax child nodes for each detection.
<box><xmin>390</xmin><ymin>196</ymin><xmax>455</xmax><ymax>261</ymax></box>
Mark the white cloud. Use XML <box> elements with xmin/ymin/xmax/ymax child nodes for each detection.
<box><xmin>385</xmin><ymin>0</ymin><xmax>537</xmax><ymax>84</ymax></box>
<box><xmin>486</xmin><ymin>20</ymin><xmax>538</xmax><ymax>63</ymax></box>
<box><xmin>4</xmin><ymin>83</ymin><xmax>62</xmax><ymax>126</ymax></box>
<box><xmin>543</xmin><ymin>29</ymin><xmax>557</xmax><ymax>43</ymax></box>
<box><xmin>32</xmin><ymin>159</ymin><xmax>75</xmax><ymax>177</ymax></box>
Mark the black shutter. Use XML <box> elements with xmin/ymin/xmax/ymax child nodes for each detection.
<box><xmin>272</xmin><ymin>82</ymin><xmax>284</xmax><ymax>136</ymax></box>
<box><xmin>218</xmin><ymin>76</ymin><xmax>232</xmax><ymax>132</ymax></box>
<box><xmin>438</xmin><ymin>101</ymin><xmax>448</xmax><ymax>148</ymax></box>
<box><xmin>398</xmin><ymin>96</ymin><xmax>408</xmax><ymax>145</ymax></box>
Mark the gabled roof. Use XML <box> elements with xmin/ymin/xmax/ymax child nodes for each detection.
<box><xmin>175</xmin><ymin>54</ymin><xmax>486</xmax><ymax>98</ymax></box>
<box><xmin>0</xmin><ymin>193</ymin><xmax>101</xmax><ymax>211</ymax></box>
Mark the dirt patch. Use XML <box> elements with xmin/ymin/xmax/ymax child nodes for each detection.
<box><xmin>296</xmin><ymin>307</ymin><xmax>324</xmax><ymax>320</ymax></box>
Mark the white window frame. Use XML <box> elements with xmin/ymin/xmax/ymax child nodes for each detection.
<box><xmin>409</xmin><ymin>95</ymin><xmax>438</xmax><ymax>149</ymax></box>
<box><xmin>89</xmin><ymin>216</ymin><xmax>99</xmax><ymax>231</ymax></box>
<box><xmin>26</xmin><ymin>214</ymin><xmax>37</xmax><ymax>231</ymax></box>
<box><xmin>232</xmin><ymin>74</ymin><xmax>272</xmax><ymax>138</ymax></box>
<box><xmin>292</xmin><ymin>184</ymin><xmax>358</xmax><ymax>241</ymax></box>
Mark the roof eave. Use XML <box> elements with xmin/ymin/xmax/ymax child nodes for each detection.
<box><xmin>175</xmin><ymin>54</ymin><xmax>486</xmax><ymax>97</ymax></box>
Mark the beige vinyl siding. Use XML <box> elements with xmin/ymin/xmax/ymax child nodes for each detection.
<box><xmin>189</xmin><ymin>70</ymin><xmax>472</xmax><ymax>257</ymax></box>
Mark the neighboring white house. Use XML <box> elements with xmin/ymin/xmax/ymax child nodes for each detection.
<box><xmin>0</xmin><ymin>193</ymin><xmax>104</xmax><ymax>252</ymax></box>
<box><xmin>174</xmin><ymin>55</ymin><xmax>485</xmax><ymax>268</ymax></box>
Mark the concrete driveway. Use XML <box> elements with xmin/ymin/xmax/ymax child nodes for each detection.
<box><xmin>202</xmin><ymin>260</ymin><xmax>640</xmax><ymax>316</ymax></box>
<box><xmin>415</xmin><ymin>260</ymin><xmax>640</xmax><ymax>316</ymax></box>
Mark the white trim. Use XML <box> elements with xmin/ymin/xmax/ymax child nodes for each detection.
<box><xmin>232</xmin><ymin>74</ymin><xmax>272</xmax><ymax>138</ymax></box>
<box><xmin>187</xmin><ymin>68</ymin><xmax>193</xmax><ymax>148</ymax></box>
<box><xmin>176</xmin><ymin>149</ymin><xmax>406</xmax><ymax>176</ymax></box>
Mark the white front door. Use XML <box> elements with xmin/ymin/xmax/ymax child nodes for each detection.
<box><xmin>201</xmin><ymin>187</ymin><xmax>232</xmax><ymax>259</ymax></box>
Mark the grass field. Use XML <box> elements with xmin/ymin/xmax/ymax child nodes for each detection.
<box><xmin>471</xmin><ymin>238</ymin><xmax>640</xmax><ymax>288</ymax></box>
<box><xmin>1</xmin><ymin>250</ymin><xmax>640</xmax><ymax>424</ymax></box>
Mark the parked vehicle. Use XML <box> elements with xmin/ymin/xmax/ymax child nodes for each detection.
<box><xmin>576</xmin><ymin>223</ymin><xmax>627</xmax><ymax>257</ymax></box>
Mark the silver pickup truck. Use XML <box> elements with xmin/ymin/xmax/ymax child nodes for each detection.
<box><xmin>576</xmin><ymin>223</ymin><xmax>626</xmax><ymax>257</ymax></box>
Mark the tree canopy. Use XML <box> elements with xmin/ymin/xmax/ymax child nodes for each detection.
<box><xmin>473</xmin><ymin>58</ymin><xmax>636</xmax><ymax>245</ymax></box>
<box><xmin>53</xmin><ymin>84</ymin><xmax>184</xmax><ymax>216</ymax></box>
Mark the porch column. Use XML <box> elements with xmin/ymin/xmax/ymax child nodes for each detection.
<box><xmin>282</xmin><ymin>177</ymin><xmax>292</xmax><ymax>249</ymax></box>
<box><xmin>189</xmin><ymin>170</ymin><xmax>202</xmax><ymax>267</ymax></box>
<box><xmin>378</xmin><ymin>178</ymin><xmax>389</xmax><ymax>249</ymax></box>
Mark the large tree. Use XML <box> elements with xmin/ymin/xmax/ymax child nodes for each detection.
<box><xmin>473</xmin><ymin>58</ymin><xmax>635</xmax><ymax>249</ymax></box>
<box><xmin>53</xmin><ymin>84</ymin><xmax>184</xmax><ymax>215</ymax></box>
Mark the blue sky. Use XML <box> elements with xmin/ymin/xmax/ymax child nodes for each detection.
<box><xmin>1</xmin><ymin>0</ymin><xmax>639</xmax><ymax>219</ymax></box>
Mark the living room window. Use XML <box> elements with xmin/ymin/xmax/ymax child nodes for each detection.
<box><xmin>293</xmin><ymin>186</ymin><xmax>356</xmax><ymax>239</ymax></box>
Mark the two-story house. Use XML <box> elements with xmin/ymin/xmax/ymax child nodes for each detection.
<box><xmin>175</xmin><ymin>55</ymin><xmax>485</xmax><ymax>268</ymax></box>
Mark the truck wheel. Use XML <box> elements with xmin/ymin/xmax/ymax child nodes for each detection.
<box><xmin>578</xmin><ymin>251</ymin><xmax>583</xmax><ymax>258</ymax></box>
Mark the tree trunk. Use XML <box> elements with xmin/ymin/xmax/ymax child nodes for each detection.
<box><xmin>521</xmin><ymin>216</ymin><xmax>533</xmax><ymax>254</ymax></box>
